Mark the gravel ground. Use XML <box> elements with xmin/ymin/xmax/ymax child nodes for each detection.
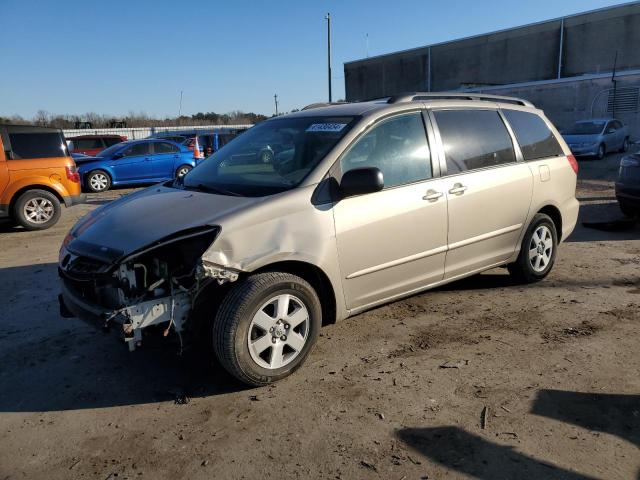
<box><xmin>0</xmin><ymin>151</ymin><xmax>638</xmax><ymax>480</ymax></box>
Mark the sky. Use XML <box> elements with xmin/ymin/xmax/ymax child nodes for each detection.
<box><xmin>0</xmin><ymin>0</ymin><xmax>630</xmax><ymax>119</ymax></box>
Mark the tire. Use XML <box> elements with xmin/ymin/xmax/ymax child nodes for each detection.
<box><xmin>619</xmin><ymin>201</ymin><xmax>638</xmax><ymax>218</ymax></box>
<box><xmin>508</xmin><ymin>213</ymin><xmax>558</xmax><ymax>284</ymax></box>
<box><xmin>620</xmin><ymin>137</ymin><xmax>630</xmax><ymax>153</ymax></box>
<box><xmin>13</xmin><ymin>189</ymin><xmax>61</xmax><ymax>231</ymax></box>
<box><xmin>596</xmin><ymin>143</ymin><xmax>605</xmax><ymax>160</ymax></box>
<box><xmin>213</xmin><ymin>272</ymin><xmax>322</xmax><ymax>386</ymax></box>
<box><xmin>175</xmin><ymin>164</ymin><xmax>193</xmax><ymax>178</ymax></box>
<box><xmin>86</xmin><ymin>170</ymin><xmax>111</xmax><ymax>193</ymax></box>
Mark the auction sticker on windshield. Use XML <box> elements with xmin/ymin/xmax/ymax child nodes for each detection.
<box><xmin>306</xmin><ymin>123</ymin><xmax>347</xmax><ymax>132</ymax></box>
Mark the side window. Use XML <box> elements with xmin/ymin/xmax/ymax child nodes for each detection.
<box><xmin>122</xmin><ymin>143</ymin><xmax>151</xmax><ymax>157</ymax></box>
<box><xmin>153</xmin><ymin>142</ymin><xmax>179</xmax><ymax>154</ymax></box>
<box><xmin>502</xmin><ymin>110</ymin><xmax>564</xmax><ymax>161</ymax></box>
<box><xmin>75</xmin><ymin>138</ymin><xmax>103</xmax><ymax>149</ymax></box>
<box><xmin>7</xmin><ymin>131</ymin><xmax>68</xmax><ymax>159</ymax></box>
<box><xmin>433</xmin><ymin>109</ymin><xmax>515</xmax><ymax>174</ymax></box>
<box><xmin>104</xmin><ymin>137</ymin><xmax>123</xmax><ymax>147</ymax></box>
<box><xmin>340</xmin><ymin>112</ymin><xmax>432</xmax><ymax>188</ymax></box>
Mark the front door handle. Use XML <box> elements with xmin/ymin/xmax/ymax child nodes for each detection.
<box><xmin>449</xmin><ymin>183</ymin><xmax>467</xmax><ymax>195</ymax></box>
<box><xmin>423</xmin><ymin>189</ymin><xmax>443</xmax><ymax>202</ymax></box>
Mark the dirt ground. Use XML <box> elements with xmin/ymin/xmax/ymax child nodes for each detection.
<box><xmin>0</xmin><ymin>151</ymin><xmax>639</xmax><ymax>480</ymax></box>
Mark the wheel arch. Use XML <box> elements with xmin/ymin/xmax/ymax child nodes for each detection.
<box><xmin>537</xmin><ymin>204</ymin><xmax>562</xmax><ymax>238</ymax></box>
<box><xmin>253</xmin><ymin>260</ymin><xmax>337</xmax><ymax>326</ymax></box>
<box><xmin>8</xmin><ymin>184</ymin><xmax>65</xmax><ymax>214</ymax></box>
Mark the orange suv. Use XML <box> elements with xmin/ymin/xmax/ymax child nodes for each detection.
<box><xmin>0</xmin><ymin>124</ymin><xmax>85</xmax><ymax>230</ymax></box>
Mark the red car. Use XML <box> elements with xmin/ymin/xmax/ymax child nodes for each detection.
<box><xmin>67</xmin><ymin>135</ymin><xmax>127</xmax><ymax>156</ymax></box>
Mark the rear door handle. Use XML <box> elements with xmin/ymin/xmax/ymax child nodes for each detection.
<box><xmin>423</xmin><ymin>189</ymin><xmax>443</xmax><ymax>202</ymax></box>
<box><xmin>449</xmin><ymin>183</ymin><xmax>467</xmax><ymax>195</ymax></box>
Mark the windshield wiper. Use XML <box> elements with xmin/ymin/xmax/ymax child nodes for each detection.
<box><xmin>186</xmin><ymin>183</ymin><xmax>242</xmax><ymax>197</ymax></box>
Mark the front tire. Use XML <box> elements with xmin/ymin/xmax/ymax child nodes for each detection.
<box><xmin>86</xmin><ymin>170</ymin><xmax>111</xmax><ymax>193</ymax></box>
<box><xmin>508</xmin><ymin>213</ymin><xmax>558</xmax><ymax>283</ymax></box>
<box><xmin>620</xmin><ymin>137</ymin><xmax>630</xmax><ymax>153</ymax></box>
<box><xmin>213</xmin><ymin>272</ymin><xmax>321</xmax><ymax>386</ymax></box>
<box><xmin>596</xmin><ymin>143</ymin><xmax>605</xmax><ymax>160</ymax></box>
<box><xmin>13</xmin><ymin>189</ymin><xmax>61</xmax><ymax>230</ymax></box>
<box><xmin>619</xmin><ymin>200</ymin><xmax>638</xmax><ymax>218</ymax></box>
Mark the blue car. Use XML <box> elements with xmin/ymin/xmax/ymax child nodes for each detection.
<box><xmin>74</xmin><ymin>139</ymin><xmax>198</xmax><ymax>192</ymax></box>
<box><xmin>561</xmin><ymin>118</ymin><xmax>630</xmax><ymax>160</ymax></box>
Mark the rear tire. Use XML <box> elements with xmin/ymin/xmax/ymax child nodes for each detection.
<box><xmin>175</xmin><ymin>164</ymin><xmax>193</xmax><ymax>178</ymax></box>
<box><xmin>86</xmin><ymin>170</ymin><xmax>111</xmax><ymax>193</ymax></box>
<box><xmin>619</xmin><ymin>200</ymin><xmax>638</xmax><ymax>218</ymax></box>
<box><xmin>213</xmin><ymin>272</ymin><xmax>321</xmax><ymax>386</ymax></box>
<box><xmin>508</xmin><ymin>213</ymin><xmax>558</xmax><ymax>284</ymax></box>
<box><xmin>13</xmin><ymin>189</ymin><xmax>61</xmax><ymax>231</ymax></box>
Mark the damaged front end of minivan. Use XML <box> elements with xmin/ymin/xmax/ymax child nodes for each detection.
<box><xmin>58</xmin><ymin>225</ymin><xmax>239</xmax><ymax>352</ymax></box>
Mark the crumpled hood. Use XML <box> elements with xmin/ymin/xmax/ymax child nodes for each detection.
<box><xmin>68</xmin><ymin>184</ymin><xmax>259</xmax><ymax>262</ymax></box>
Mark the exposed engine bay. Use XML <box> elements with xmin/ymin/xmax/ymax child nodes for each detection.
<box><xmin>59</xmin><ymin>226</ymin><xmax>239</xmax><ymax>351</ymax></box>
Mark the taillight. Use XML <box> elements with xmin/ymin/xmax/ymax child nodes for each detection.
<box><xmin>567</xmin><ymin>154</ymin><xmax>578</xmax><ymax>175</ymax></box>
<box><xmin>66</xmin><ymin>165</ymin><xmax>80</xmax><ymax>183</ymax></box>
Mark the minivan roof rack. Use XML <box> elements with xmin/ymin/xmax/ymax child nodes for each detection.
<box><xmin>301</xmin><ymin>101</ymin><xmax>349</xmax><ymax>111</ymax></box>
<box><xmin>386</xmin><ymin>92</ymin><xmax>534</xmax><ymax>107</ymax></box>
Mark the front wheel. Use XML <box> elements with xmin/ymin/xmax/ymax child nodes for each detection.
<box><xmin>86</xmin><ymin>170</ymin><xmax>111</xmax><ymax>192</ymax></box>
<box><xmin>619</xmin><ymin>200</ymin><xmax>638</xmax><ymax>218</ymax></box>
<box><xmin>620</xmin><ymin>137</ymin><xmax>630</xmax><ymax>153</ymax></box>
<box><xmin>596</xmin><ymin>143</ymin><xmax>605</xmax><ymax>160</ymax></box>
<box><xmin>508</xmin><ymin>213</ymin><xmax>558</xmax><ymax>283</ymax></box>
<box><xmin>213</xmin><ymin>272</ymin><xmax>321</xmax><ymax>386</ymax></box>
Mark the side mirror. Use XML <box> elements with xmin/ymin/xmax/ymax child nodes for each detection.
<box><xmin>339</xmin><ymin>167</ymin><xmax>384</xmax><ymax>197</ymax></box>
<box><xmin>606</xmin><ymin>128</ymin><xmax>615</xmax><ymax>134</ymax></box>
<box><xmin>113</xmin><ymin>152</ymin><xmax>124</xmax><ymax>159</ymax></box>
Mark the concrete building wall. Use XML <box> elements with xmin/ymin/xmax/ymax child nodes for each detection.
<box><xmin>344</xmin><ymin>2</ymin><xmax>640</xmax><ymax>101</ymax></box>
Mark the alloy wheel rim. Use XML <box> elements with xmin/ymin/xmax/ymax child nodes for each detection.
<box><xmin>177</xmin><ymin>167</ymin><xmax>190</xmax><ymax>177</ymax></box>
<box><xmin>247</xmin><ymin>294</ymin><xmax>310</xmax><ymax>370</ymax></box>
<box><xmin>90</xmin><ymin>173</ymin><xmax>109</xmax><ymax>191</ymax></box>
<box><xmin>23</xmin><ymin>197</ymin><xmax>54</xmax><ymax>224</ymax></box>
<box><xmin>529</xmin><ymin>225</ymin><xmax>553</xmax><ymax>272</ymax></box>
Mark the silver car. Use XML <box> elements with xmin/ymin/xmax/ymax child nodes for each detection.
<box><xmin>59</xmin><ymin>93</ymin><xmax>579</xmax><ymax>386</ymax></box>
<box><xmin>562</xmin><ymin>118</ymin><xmax>630</xmax><ymax>159</ymax></box>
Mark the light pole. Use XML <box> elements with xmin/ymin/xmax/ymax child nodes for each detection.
<box><xmin>274</xmin><ymin>94</ymin><xmax>279</xmax><ymax>116</ymax></box>
<box><xmin>325</xmin><ymin>13</ymin><xmax>332</xmax><ymax>103</ymax></box>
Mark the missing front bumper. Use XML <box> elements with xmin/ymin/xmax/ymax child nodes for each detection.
<box><xmin>59</xmin><ymin>282</ymin><xmax>191</xmax><ymax>351</ymax></box>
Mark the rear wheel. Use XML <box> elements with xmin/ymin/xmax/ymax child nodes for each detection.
<box><xmin>508</xmin><ymin>213</ymin><xmax>558</xmax><ymax>283</ymax></box>
<box><xmin>213</xmin><ymin>272</ymin><xmax>321</xmax><ymax>386</ymax></box>
<box><xmin>175</xmin><ymin>164</ymin><xmax>193</xmax><ymax>178</ymax></box>
<box><xmin>86</xmin><ymin>170</ymin><xmax>111</xmax><ymax>192</ymax></box>
<box><xmin>13</xmin><ymin>189</ymin><xmax>61</xmax><ymax>230</ymax></box>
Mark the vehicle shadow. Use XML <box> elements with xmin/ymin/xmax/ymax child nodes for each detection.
<box><xmin>531</xmin><ymin>389</ymin><xmax>640</xmax><ymax>448</ymax></box>
<box><xmin>567</xmin><ymin>202</ymin><xmax>639</xmax><ymax>243</ymax></box>
<box><xmin>396</xmin><ymin>426</ymin><xmax>598</xmax><ymax>479</ymax></box>
<box><xmin>0</xmin><ymin>263</ymin><xmax>248</xmax><ymax>413</ymax></box>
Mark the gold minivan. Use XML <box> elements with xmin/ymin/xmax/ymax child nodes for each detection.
<box><xmin>1</xmin><ymin>124</ymin><xmax>84</xmax><ymax>230</ymax></box>
<box><xmin>59</xmin><ymin>93</ymin><xmax>579</xmax><ymax>385</ymax></box>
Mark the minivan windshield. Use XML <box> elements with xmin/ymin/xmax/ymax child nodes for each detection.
<box><xmin>564</xmin><ymin>121</ymin><xmax>605</xmax><ymax>135</ymax></box>
<box><xmin>181</xmin><ymin>115</ymin><xmax>358</xmax><ymax>196</ymax></box>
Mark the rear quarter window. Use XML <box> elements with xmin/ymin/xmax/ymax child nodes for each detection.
<box><xmin>7</xmin><ymin>131</ymin><xmax>69</xmax><ymax>159</ymax></box>
<box><xmin>502</xmin><ymin>110</ymin><xmax>564</xmax><ymax>161</ymax></box>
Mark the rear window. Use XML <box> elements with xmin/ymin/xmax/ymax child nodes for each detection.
<box><xmin>503</xmin><ymin>110</ymin><xmax>564</xmax><ymax>161</ymax></box>
<box><xmin>7</xmin><ymin>131</ymin><xmax>69</xmax><ymax>159</ymax></box>
<box><xmin>104</xmin><ymin>137</ymin><xmax>123</xmax><ymax>147</ymax></box>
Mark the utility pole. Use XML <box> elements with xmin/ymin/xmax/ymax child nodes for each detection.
<box><xmin>178</xmin><ymin>90</ymin><xmax>183</xmax><ymax>117</ymax></box>
<box><xmin>274</xmin><ymin>94</ymin><xmax>279</xmax><ymax>116</ymax></box>
<box><xmin>612</xmin><ymin>50</ymin><xmax>618</xmax><ymax>118</ymax></box>
<box><xmin>325</xmin><ymin>13</ymin><xmax>332</xmax><ymax>103</ymax></box>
